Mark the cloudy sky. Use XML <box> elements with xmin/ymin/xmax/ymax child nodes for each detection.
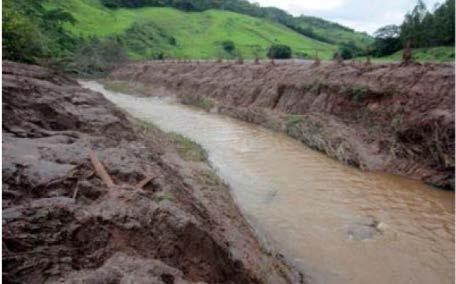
<box><xmin>250</xmin><ymin>0</ymin><xmax>442</xmax><ymax>34</ymax></box>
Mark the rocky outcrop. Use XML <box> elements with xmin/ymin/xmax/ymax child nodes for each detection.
<box><xmin>110</xmin><ymin>61</ymin><xmax>455</xmax><ymax>189</ymax></box>
<box><xmin>2</xmin><ymin>61</ymin><xmax>303</xmax><ymax>284</ymax></box>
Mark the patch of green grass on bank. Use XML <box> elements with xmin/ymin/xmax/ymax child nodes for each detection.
<box><xmin>198</xmin><ymin>98</ymin><xmax>215</xmax><ymax>111</ymax></box>
<box><xmin>130</xmin><ymin>116</ymin><xmax>208</xmax><ymax>162</ymax></box>
<box><xmin>356</xmin><ymin>46</ymin><xmax>455</xmax><ymax>63</ymax></box>
<box><xmin>167</xmin><ymin>132</ymin><xmax>208</xmax><ymax>162</ymax></box>
<box><xmin>103</xmin><ymin>80</ymin><xmax>147</xmax><ymax>95</ymax></box>
<box><xmin>286</xmin><ymin>115</ymin><xmax>304</xmax><ymax>130</ymax></box>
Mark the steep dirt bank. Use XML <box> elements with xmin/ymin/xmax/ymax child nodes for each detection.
<box><xmin>109</xmin><ymin>60</ymin><xmax>455</xmax><ymax>189</ymax></box>
<box><xmin>2</xmin><ymin>61</ymin><xmax>303</xmax><ymax>283</ymax></box>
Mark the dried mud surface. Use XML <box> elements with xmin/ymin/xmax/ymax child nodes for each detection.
<box><xmin>2</xmin><ymin>61</ymin><xmax>303</xmax><ymax>284</ymax></box>
<box><xmin>110</xmin><ymin>60</ymin><xmax>455</xmax><ymax>189</ymax></box>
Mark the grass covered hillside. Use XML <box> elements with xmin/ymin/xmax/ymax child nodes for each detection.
<box><xmin>44</xmin><ymin>0</ymin><xmax>336</xmax><ymax>60</ymax></box>
<box><xmin>295</xmin><ymin>16</ymin><xmax>373</xmax><ymax>48</ymax></box>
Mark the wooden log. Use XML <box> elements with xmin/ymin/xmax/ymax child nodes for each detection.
<box><xmin>89</xmin><ymin>150</ymin><xmax>115</xmax><ymax>188</ymax></box>
<box><xmin>135</xmin><ymin>175</ymin><xmax>157</xmax><ymax>190</ymax></box>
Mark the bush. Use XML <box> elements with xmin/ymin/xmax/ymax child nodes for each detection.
<box><xmin>267</xmin><ymin>44</ymin><xmax>292</xmax><ymax>59</ymax></box>
<box><xmin>2</xmin><ymin>0</ymin><xmax>77</xmax><ymax>64</ymax></box>
<box><xmin>222</xmin><ymin>40</ymin><xmax>235</xmax><ymax>53</ymax></box>
<box><xmin>343</xmin><ymin>85</ymin><xmax>368</xmax><ymax>102</ymax></box>
<box><xmin>69</xmin><ymin>37</ymin><xmax>128</xmax><ymax>75</ymax></box>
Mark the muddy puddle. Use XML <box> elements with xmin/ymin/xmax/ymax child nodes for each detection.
<box><xmin>81</xmin><ymin>81</ymin><xmax>454</xmax><ymax>284</ymax></box>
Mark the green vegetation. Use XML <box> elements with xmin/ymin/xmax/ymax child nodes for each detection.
<box><xmin>103</xmin><ymin>80</ymin><xmax>147</xmax><ymax>95</ymax></box>
<box><xmin>197</xmin><ymin>97</ymin><xmax>215</xmax><ymax>111</ymax></box>
<box><xmin>294</xmin><ymin>16</ymin><xmax>373</xmax><ymax>48</ymax></box>
<box><xmin>267</xmin><ymin>44</ymin><xmax>292</xmax><ymax>59</ymax></box>
<box><xmin>357</xmin><ymin>46</ymin><xmax>455</xmax><ymax>62</ymax></box>
<box><xmin>222</xmin><ymin>40</ymin><xmax>235</xmax><ymax>53</ymax></box>
<box><xmin>343</xmin><ymin>85</ymin><xmax>368</xmax><ymax>102</ymax></box>
<box><xmin>3</xmin><ymin>0</ymin><xmax>77</xmax><ymax>64</ymax></box>
<box><xmin>369</xmin><ymin>0</ymin><xmax>454</xmax><ymax>60</ymax></box>
<box><xmin>49</xmin><ymin>1</ymin><xmax>336</xmax><ymax>59</ymax></box>
<box><xmin>130</xmin><ymin>116</ymin><xmax>207</xmax><ymax>162</ymax></box>
<box><xmin>287</xmin><ymin>115</ymin><xmax>304</xmax><ymax>128</ymax></box>
<box><xmin>167</xmin><ymin>132</ymin><xmax>208</xmax><ymax>162</ymax></box>
<box><xmin>3</xmin><ymin>0</ymin><xmax>340</xmax><ymax>71</ymax></box>
<box><xmin>379</xmin><ymin>46</ymin><xmax>454</xmax><ymax>62</ymax></box>
<box><xmin>97</xmin><ymin>0</ymin><xmax>373</xmax><ymax>48</ymax></box>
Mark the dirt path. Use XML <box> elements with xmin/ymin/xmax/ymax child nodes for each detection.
<box><xmin>2</xmin><ymin>61</ymin><xmax>303</xmax><ymax>283</ymax></box>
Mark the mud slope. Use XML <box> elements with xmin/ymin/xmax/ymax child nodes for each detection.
<box><xmin>110</xmin><ymin>61</ymin><xmax>455</xmax><ymax>189</ymax></box>
<box><xmin>2</xmin><ymin>61</ymin><xmax>303</xmax><ymax>284</ymax></box>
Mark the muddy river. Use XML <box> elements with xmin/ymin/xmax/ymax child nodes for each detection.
<box><xmin>82</xmin><ymin>81</ymin><xmax>454</xmax><ymax>284</ymax></box>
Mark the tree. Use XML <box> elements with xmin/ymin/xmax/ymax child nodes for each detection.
<box><xmin>267</xmin><ymin>44</ymin><xmax>292</xmax><ymax>59</ymax></box>
<box><xmin>400</xmin><ymin>0</ymin><xmax>429</xmax><ymax>47</ymax></box>
<box><xmin>371</xmin><ymin>25</ymin><xmax>402</xmax><ymax>57</ymax></box>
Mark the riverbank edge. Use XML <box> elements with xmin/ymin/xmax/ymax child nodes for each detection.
<box><xmin>2</xmin><ymin>61</ymin><xmax>304</xmax><ymax>283</ymax></box>
<box><xmin>107</xmin><ymin>61</ymin><xmax>455</xmax><ymax>189</ymax></box>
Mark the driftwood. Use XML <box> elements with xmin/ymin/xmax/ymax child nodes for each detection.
<box><xmin>72</xmin><ymin>183</ymin><xmax>79</xmax><ymax>199</ymax></box>
<box><xmin>135</xmin><ymin>175</ymin><xmax>157</xmax><ymax>190</ymax></box>
<box><xmin>89</xmin><ymin>150</ymin><xmax>115</xmax><ymax>188</ymax></box>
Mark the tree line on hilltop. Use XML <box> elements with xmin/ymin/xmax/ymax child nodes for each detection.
<box><xmin>369</xmin><ymin>0</ymin><xmax>454</xmax><ymax>58</ymax></box>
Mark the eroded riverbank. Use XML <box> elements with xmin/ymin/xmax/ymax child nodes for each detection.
<box><xmin>109</xmin><ymin>61</ymin><xmax>455</xmax><ymax>189</ymax></box>
<box><xmin>85</xmin><ymin>80</ymin><xmax>455</xmax><ymax>284</ymax></box>
<box><xmin>2</xmin><ymin>61</ymin><xmax>301</xmax><ymax>283</ymax></box>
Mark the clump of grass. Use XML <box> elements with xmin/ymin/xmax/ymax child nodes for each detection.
<box><xmin>198</xmin><ymin>97</ymin><xmax>214</xmax><ymax>111</ymax></box>
<box><xmin>343</xmin><ymin>85</ymin><xmax>368</xmax><ymax>102</ymax></box>
<box><xmin>199</xmin><ymin>170</ymin><xmax>222</xmax><ymax>187</ymax></box>
<box><xmin>103</xmin><ymin>80</ymin><xmax>147</xmax><ymax>95</ymax></box>
<box><xmin>286</xmin><ymin>115</ymin><xmax>304</xmax><ymax>131</ymax></box>
<box><xmin>155</xmin><ymin>192</ymin><xmax>175</xmax><ymax>202</ymax></box>
<box><xmin>167</xmin><ymin>132</ymin><xmax>208</xmax><ymax>162</ymax></box>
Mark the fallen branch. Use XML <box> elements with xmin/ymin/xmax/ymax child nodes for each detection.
<box><xmin>89</xmin><ymin>150</ymin><xmax>115</xmax><ymax>188</ymax></box>
<box><xmin>72</xmin><ymin>183</ymin><xmax>79</xmax><ymax>200</ymax></box>
<box><xmin>135</xmin><ymin>175</ymin><xmax>158</xmax><ymax>190</ymax></box>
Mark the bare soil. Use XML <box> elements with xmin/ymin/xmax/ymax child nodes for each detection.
<box><xmin>109</xmin><ymin>60</ymin><xmax>455</xmax><ymax>189</ymax></box>
<box><xmin>2</xmin><ymin>61</ymin><xmax>303</xmax><ymax>284</ymax></box>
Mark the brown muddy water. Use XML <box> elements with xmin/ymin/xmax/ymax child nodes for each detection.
<box><xmin>81</xmin><ymin>81</ymin><xmax>454</xmax><ymax>284</ymax></box>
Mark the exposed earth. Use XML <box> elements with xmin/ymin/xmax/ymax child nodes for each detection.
<box><xmin>2</xmin><ymin>61</ymin><xmax>303</xmax><ymax>284</ymax></box>
<box><xmin>109</xmin><ymin>60</ymin><xmax>455</xmax><ymax>189</ymax></box>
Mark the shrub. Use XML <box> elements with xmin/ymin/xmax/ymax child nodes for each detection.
<box><xmin>343</xmin><ymin>85</ymin><xmax>368</xmax><ymax>102</ymax></box>
<box><xmin>199</xmin><ymin>97</ymin><xmax>214</xmax><ymax>111</ymax></box>
<box><xmin>222</xmin><ymin>40</ymin><xmax>235</xmax><ymax>53</ymax></box>
<box><xmin>70</xmin><ymin>37</ymin><xmax>128</xmax><ymax>75</ymax></box>
<box><xmin>267</xmin><ymin>44</ymin><xmax>292</xmax><ymax>59</ymax></box>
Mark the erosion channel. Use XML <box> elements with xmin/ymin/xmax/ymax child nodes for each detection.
<box><xmin>82</xmin><ymin>81</ymin><xmax>455</xmax><ymax>284</ymax></box>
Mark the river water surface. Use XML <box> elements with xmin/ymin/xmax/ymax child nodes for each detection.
<box><xmin>82</xmin><ymin>81</ymin><xmax>454</xmax><ymax>284</ymax></box>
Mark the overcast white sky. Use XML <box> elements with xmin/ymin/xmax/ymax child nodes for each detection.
<box><xmin>249</xmin><ymin>0</ymin><xmax>442</xmax><ymax>34</ymax></box>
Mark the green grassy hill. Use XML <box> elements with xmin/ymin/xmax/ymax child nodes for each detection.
<box><xmin>45</xmin><ymin>0</ymin><xmax>337</xmax><ymax>60</ymax></box>
<box><xmin>295</xmin><ymin>16</ymin><xmax>373</xmax><ymax>48</ymax></box>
